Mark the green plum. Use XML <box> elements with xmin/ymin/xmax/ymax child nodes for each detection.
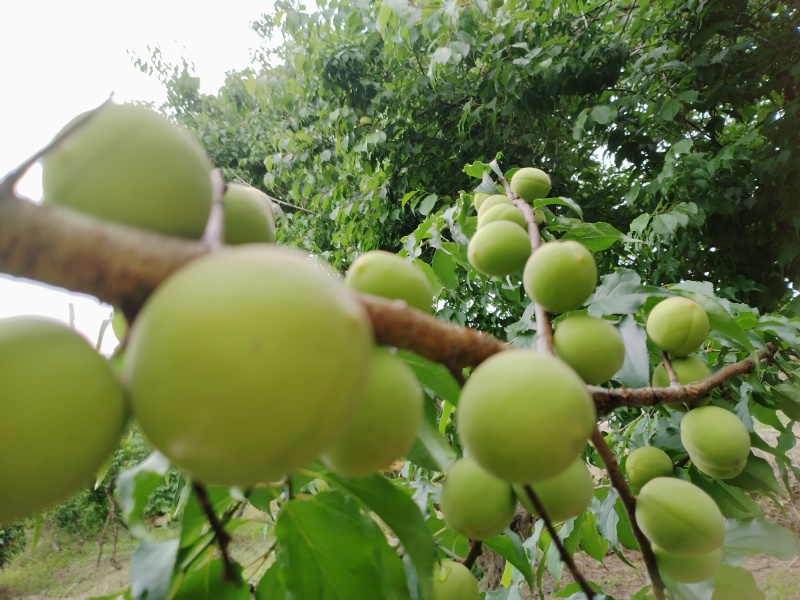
<box><xmin>431</xmin><ymin>559</ymin><xmax>479</xmax><ymax>600</ymax></box>
<box><xmin>124</xmin><ymin>246</ymin><xmax>374</xmax><ymax>486</ymax></box>
<box><xmin>646</xmin><ymin>297</ymin><xmax>710</xmax><ymax>357</ymax></box>
<box><xmin>553</xmin><ymin>315</ymin><xmax>625</xmax><ymax>384</ymax></box>
<box><xmin>478</xmin><ymin>203</ymin><xmax>527</xmax><ymax>230</ymax></box>
<box><xmin>222</xmin><ymin>183</ymin><xmax>276</xmax><ymax>245</ymax></box>
<box><xmin>680</xmin><ymin>406</ymin><xmax>751</xmax><ymax>479</ymax></box>
<box><xmin>467</xmin><ymin>221</ymin><xmax>531</xmax><ymax>277</ymax></box>
<box><xmin>42</xmin><ymin>103</ymin><xmax>213</xmax><ymax>239</ymax></box>
<box><xmin>321</xmin><ymin>346</ymin><xmax>423</xmax><ymax>478</ymax></box>
<box><xmin>510</xmin><ymin>167</ymin><xmax>551</xmax><ymax>203</ymax></box>
<box><xmin>654</xmin><ymin>545</ymin><xmax>722</xmax><ymax>583</ymax></box>
<box><xmin>523</xmin><ymin>241</ymin><xmax>597</xmax><ymax>313</ymax></box>
<box><xmin>457</xmin><ymin>350</ymin><xmax>596</xmax><ymax>483</ymax></box>
<box><xmin>513</xmin><ymin>457</ymin><xmax>594</xmax><ymax>523</ymax></box>
<box><xmin>0</xmin><ymin>317</ymin><xmax>128</xmax><ymax>525</ymax></box>
<box><xmin>625</xmin><ymin>446</ymin><xmax>673</xmax><ymax>490</ymax></box>
<box><xmin>345</xmin><ymin>250</ymin><xmax>434</xmax><ymax>313</ymax></box>
<box><xmin>476</xmin><ymin>194</ymin><xmax>513</xmax><ymax>217</ymax></box>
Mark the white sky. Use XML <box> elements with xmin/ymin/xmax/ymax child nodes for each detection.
<box><xmin>0</xmin><ymin>1</ymin><xmax>275</xmax><ymax>352</ymax></box>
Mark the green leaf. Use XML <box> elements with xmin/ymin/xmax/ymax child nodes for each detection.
<box><xmin>173</xmin><ymin>556</ymin><xmax>249</xmax><ymax>599</ymax></box>
<box><xmin>670</xmin><ymin>286</ymin><xmax>754</xmax><ymax>351</ymax></box>
<box><xmin>419</xmin><ymin>194</ymin><xmax>438</xmax><ymax>216</ymax></box>
<box><xmin>276</xmin><ymin>492</ymin><xmax>412</xmax><ymax>600</ymax></box>
<box><xmin>116</xmin><ymin>451</ymin><xmax>170</xmax><ymax>537</ymax></box>
<box><xmin>614</xmin><ymin>315</ymin><xmax>650</xmax><ymax>388</ymax></box>
<box><xmin>690</xmin><ymin>475</ymin><xmax>763</xmax><ymax>520</ymax></box>
<box><xmin>432</xmin><ymin>248</ymin><xmax>458</xmax><ymax>290</ymax></box>
<box><xmin>130</xmin><ymin>539</ymin><xmax>179</xmax><ymax>600</ymax></box>
<box><xmin>255</xmin><ymin>564</ymin><xmax>288</xmax><ymax>599</ymax></box>
<box><xmin>579</xmin><ymin>510</ymin><xmax>609</xmax><ymax>561</ymax></box>
<box><xmin>533</xmin><ymin>196</ymin><xmax>583</xmax><ymax>219</ymax></box>
<box><xmin>560</xmin><ymin>222</ymin><xmax>630</xmax><ymax>251</ymax></box>
<box><xmin>484</xmin><ymin>530</ymin><xmax>535</xmax><ymax>591</ymax></box>
<box><xmin>397</xmin><ymin>350</ymin><xmax>460</xmax><ymax>406</ymax></box>
<box><xmin>659</xmin><ymin>99</ymin><xmax>683</xmax><ymax>121</ymax></box>
<box><xmin>722</xmin><ymin>518</ymin><xmax>800</xmax><ymax>565</ymax></box>
<box><xmin>407</xmin><ymin>417</ymin><xmax>457</xmax><ymax>472</ymax></box>
<box><xmin>590</xmin><ymin>105</ymin><xmax>617</xmax><ymax>125</ymax></box>
<box><xmin>725</xmin><ymin>454</ymin><xmax>787</xmax><ymax>497</ymax></box>
<box><xmin>325</xmin><ymin>476</ymin><xmax>436</xmax><ymax>599</ymax></box>
<box><xmin>588</xmin><ymin>270</ymin><xmax>665</xmax><ymax>315</ymax></box>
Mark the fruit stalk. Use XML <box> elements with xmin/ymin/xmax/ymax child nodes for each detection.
<box><xmin>201</xmin><ymin>169</ymin><xmax>227</xmax><ymax>250</ymax></box>
<box><xmin>660</xmin><ymin>351</ymin><xmax>681</xmax><ymax>387</ymax></box>
<box><xmin>192</xmin><ymin>482</ymin><xmax>237</xmax><ymax>583</ymax></box>
<box><xmin>522</xmin><ymin>484</ymin><xmax>596</xmax><ymax>599</ymax></box>
<box><xmin>590</xmin><ymin>429</ymin><xmax>665</xmax><ymax>599</ymax></box>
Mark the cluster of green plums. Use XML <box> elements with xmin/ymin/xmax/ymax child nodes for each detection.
<box><xmin>1</xmin><ymin>104</ymin><xmax>434</xmax><ymax>526</ymax></box>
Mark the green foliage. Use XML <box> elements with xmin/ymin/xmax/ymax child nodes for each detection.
<box><xmin>0</xmin><ymin>524</ymin><xmax>25</xmax><ymax>570</ymax></box>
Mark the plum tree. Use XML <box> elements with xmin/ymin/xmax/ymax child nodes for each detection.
<box><xmin>345</xmin><ymin>250</ymin><xmax>434</xmax><ymax>313</ymax></box>
<box><xmin>457</xmin><ymin>350</ymin><xmax>596</xmax><ymax>483</ymax></box>
<box><xmin>123</xmin><ymin>246</ymin><xmax>373</xmax><ymax>486</ymax></box>
<box><xmin>431</xmin><ymin>559</ymin><xmax>480</xmax><ymax>600</ymax></box>
<box><xmin>0</xmin><ymin>318</ymin><xmax>128</xmax><ymax>525</ymax></box>
<box><xmin>439</xmin><ymin>457</ymin><xmax>516</xmax><ymax>540</ymax></box>
<box><xmin>552</xmin><ymin>315</ymin><xmax>625</xmax><ymax>384</ymax></box>
<box><xmin>635</xmin><ymin>477</ymin><xmax>724</xmax><ymax>557</ymax></box>
<box><xmin>680</xmin><ymin>406</ymin><xmax>751</xmax><ymax>479</ymax></box>
<box><xmin>42</xmin><ymin>103</ymin><xmax>213</xmax><ymax>239</ymax></box>
<box><xmin>467</xmin><ymin>220</ymin><xmax>531</xmax><ymax>277</ymax></box>
<box><xmin>221</xmin><ymin>183</ymin><xmax>276</xmax><ymax>245</ymax></box>
<box><xmin>509</xmin><ymin>167</ymin><xmax>551</xmax><ymax>203</ymax></box>
<box><xmin>321</xmin><ymin>346</ymin><xmax>423</xmax><ymax>478</ymax></box>
<box><xmin>513</xmin><ymin>457</ymin><xmax>594</xmax><ymax>523</ymax></box>
<box><xmin>625</xmin><ymin>446</ymin><xmax>673</xmax><ymax>490</ymax></box>
<box><xmin>646</xmin><ymin>297</ymin><xmax>710</xmax><ymax>357</ymax></box>
<box><xmin>523</xmin><ymin>241</ymin><xmax>597</xmax><ymax>313</ymax></box>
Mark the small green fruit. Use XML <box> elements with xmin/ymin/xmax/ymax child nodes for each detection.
<box><xmin>439</xmin><ymin>457</ymin><xmax>516</xmax><ymax>540</ymax></box>
<box><xmin>635</xmin><ymin>477</ymin><xmax>724</xmax><ymax>557</ymax></box>
<box><xmin>124</xmin><ymin>246</ymin><xmax>373</xmax><ymax>486</ymax></box>
<box><xmin>523</xmin><ymin>241</ymin><xmax>597</xmax><ymax>313</ymax></box>
<box><xmin>457</xmin><ymin>351</ymin><xmax>596</xmax><ymax>483</ymax></box>
<box><xmin>111</xmin><ymin>308</ymin><xmax>128</xmax><ymax>342</ymax></box>
<box><xmin>476</xmin><ymin>194</ymin><xmax>513</xmax><ymax>217</ymax></box>
<box><xmin>553</xmin><ymin>315</ymin><xmax>625</xmax><ymax>384</ymax></box>
<box><xmin>431</xmin><ymin>559</ymin><xmax>479</xmax><ymax>600</ymax></box>
<box><xmin>0</xmin><ymin>318</ymin><xmax>128</xmax><ymax>525</ymax></box>
<box><xmin>222</xmin><ymin>183</ymin><xmax>276</xmax><ymax>245</ymax></box>
<box><xmin>345</xmin><ymin>250</ymin><xmax>434</xmax><ymax>313</ymax></box>
<box><xmin>654</xmin><ymin>545</ymin><xmax>722</xmax><ymax>583</ymax></box>
<box><xmin>513</xmin><ymin>457</ymin><xmax>594</xmax><ymax>523</ymax></box>
<box><xmin>467</xmin><ymin>221</ymin><xmax>531</xmax><ymax>277</ymax></box>
<box><xmin>646</xmin><ymin>297</ymin><xmax>710</xmax><ymax>357</ymax></box>
<box><xmin>359</xmin><ymin>116</ymin><xmax>373</xmax><ymax>126</ymax></box>
<box><xmin>652</xmin><ymin>356</ymin><xmax>710</xmax><ymax>387</ymax></box>
<box><xmin>42</xmin><ymin>103</ymin><xmax>213</xmax><ymax>239</ymax></box>
<box><xmin>473</xmin><ymin>191</ymin><xmax>494</xmax><ymax>210</ymax></box>
<box><xmin>625</xmin><ymin>446</ymin><xmax>673</xmax><ymax>490</ymax></box>
<box><xmin>510</xmin><ymin>167</ymin><xmax>551</xmax><ymax>203</ymax></box>
<box><xmin>322</xmin><ymin>347</ymin><xmax>423</xmax><ymax>478</ymax></box>
<box><xmin>680</xmin><ymin>406</ymin><xmax>751</xmax><ymax>479</ymax></box>
<box><xmin>478</xmin><ymin>204</ymin><xmax>527</xmax><ymax>230</ymax></box>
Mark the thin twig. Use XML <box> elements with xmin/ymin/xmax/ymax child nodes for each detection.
<box><xmin>522</xmin><ymin>485</ymin><xmax>595</xmax><ymax>599</ymax></box>
<box><xmin>192</xmin><ymin>482</ymin><xmax>237</xmax><ymax>583</ymax></box>
<box><xmin>661</xmin><ymin>351</ymin><xmax>680</xmax><ymax>386</ymax></box>
<box><xmin>591</xmin><ymin>428</ymin><xmax>665</xmax><ymax>599</ymax></box>
<box><xmin>461</xmin><ymin>540</ymin><xmax>483</xmax><ymax>570</ymax></box>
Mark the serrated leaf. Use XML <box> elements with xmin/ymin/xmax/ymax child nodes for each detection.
<box><xmin>722</xmin><ymin>518</ymin><xmax>800</xmax><ymax>565</ymax></box>
<box><xmin>484</xmin><ymin>530</ymin><xmax>535</xmax><ymax>591</ymax></box>
<box><xmin>130</xmin><ymin>539</ymin><xmax>179</xmax><ymax>600</ymax></box>
<box><xmin>325</xmin><ymin>475</ymin><xmax>435</xmax><ymax>599</ymax></box>
<box><xmin>276</xmin><ymin>492</ymin><xmax>412</xmax><ymax>600</ymax></box>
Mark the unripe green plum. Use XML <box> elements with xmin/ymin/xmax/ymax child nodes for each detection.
<box><xmin>473</xmin><ymin>191</ymin><xmax>494</xmax><ymax>210</ymax></box>
<box><xmin>431</xmin><ymin>559</ymin><xmax>479</xmax><ymax>600</ymax></box>
<box><xmin>124</xmin><ymin>246</ymin><xmax>374</xmax><ymax>486</ymax></box>
<box><xmin>0</xmin><ymin>318</ymin><xmax>128</xmax><ymax>525</ymax></box>
<box><xmin>625</xmin><ymin>446</ymin><xmax>673</xmax><ymax>490</ymax></box>
<box><xmin>646</xmin><ymin>297</ymin><xmax>710</xmax><ymax>357</ymax></box>
<box><xmin>42</xmin><ymin>103</ymin><xmax>213</xmax><ymax>239</ymax></box>
<box><xmin>510</xmin><ymin>167</ymin><xmax>551</xmax><ymax>203</ymax></box>
<box><xmin>457</xmin><ymin>351</ymin><xmax>596</xmax><ymax>483</ymax></box>
<box><xmin>680</xmin><ymin>406</ymin><xmax>751</xmax><ymax>479</ymax></box>
<box><xmin>478</xmin><ymin>204</ymin><xmax>527</xmax><ymax>230</ymax></box>
<box><xmin>321</xmin><ymin>347</ymin><xmax>423</xmax><ymax>478</ymax></box>
<box><xmin>513</xmin><ymin>457</ymin><xmax>594</xmax><ymax>523</ymax></box>
<box><xmin>553</xmin><ymin>315</ymin><xmax>625</xmax><ymax>384</ymax></box>
<box><xmin>652</xmin><ymin>356</ymin><xmax>710</xmax><ymax>387</ymax></box>
<box><xmin>111</xmin><ymin>308</ymin><xmax>128</xmax><ymax>342</ymax></box>
<box><xmin>635</xmin><ymin>477</ymin><xmax>724</xmax><ymax>557</ymax></box>
<box><xmin>439</xmin><ymin>457</ymin><xmax>516</xmax><ymax>540</ymax></box>
<box><xmin>345</xmin><ymin>250</ymin><xmax>434</xmax><ymax>313</ymax></box>
<box><xmin>523</xmin><ymin>241</ymin><xmax>597</xmax><ymax>313</ymax></box>
<box><xmin>476</xmin><ymin>194</ymin><xmax>512</xmax><ymax>217</ymax></box>
<box><xmin>222</xmin><ymin>183</ymin><xmax>276</xmax><ymax>245</ymax></box>
<box><xmin>467</xmin><ymin>221</ymin><xmax>531</xmax><ymax>277</ymax></box>
<box><xmin>654</xmin><ymin>545</ymin><xmax>722</xmax><ymax>583</ymax></box>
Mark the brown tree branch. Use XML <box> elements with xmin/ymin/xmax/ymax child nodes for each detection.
<box><xmin>591</xmin><ymin>428</ymin><xmax>665</xmax><ymax>599</ymax></box>
<box><xmin>192</xmin><ymin>482</ymin><xmax>236</xmax><ymax>584</ymax></box>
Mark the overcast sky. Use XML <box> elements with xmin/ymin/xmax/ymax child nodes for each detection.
<box><xmin>0</xmin><ymin>1</ymin><xmax>275</xmax><ymax>351</ymax></box>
